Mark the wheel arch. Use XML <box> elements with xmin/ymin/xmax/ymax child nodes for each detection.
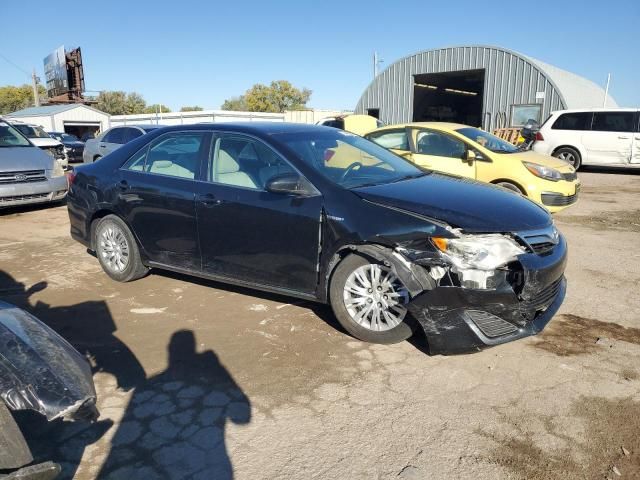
<box><xmin>89</xmin><ymin>209</ymin><xmax>144</xmax><ymax>258</ymax></box>
<box><xmin>321</xmin><ymin>243</ymin><xmax>436</xmax><ymax>303</ymax></box>
<box><xmin>490</xmin><ymin>178</ymin><xmax>527</xmax><ymax>195</ymax></box>
<box><xmin>552</xmin><ymin>144</ymin><xmax>583</xmax><ymax>161</ymax></box>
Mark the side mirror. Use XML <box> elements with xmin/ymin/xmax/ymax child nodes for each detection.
<box><xmin>265</xmin><ymin>173</ymin><xmax>316</xmax><ymax>197</ymax></box>
<box><xmin>465</xmin><ymin>150</ymin><xmax>477</xmax><ymax>161</ymax></box>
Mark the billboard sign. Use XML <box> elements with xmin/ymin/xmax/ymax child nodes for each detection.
<box><xmin>43</xmin><ymin>46</ymin><xmax>68</xmax><ymax>97</ymax></box>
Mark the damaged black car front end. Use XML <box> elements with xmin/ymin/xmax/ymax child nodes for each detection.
<box><xmin>0</xmin><ymin>301</ymin><xmax>98</xmax><ymax>479</ymax></box>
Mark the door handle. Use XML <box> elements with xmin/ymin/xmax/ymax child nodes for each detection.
<box><xmin>99</xmin><ymin>144</ymin><xmax>107</xmax><ymax>148</ymax></box>
<box><xmin>117</xmin><ymin>180</ymin><xmax>129</xmax><ymax>191</ymax></box>
<box><xmin>198</xmin><ymin>193</ymin><xmax>222</xmax><ymax>207</ymax></box>
<box><xmin>618</xmin><ymin>136</ymin><xmax>630</xmax><ymax>140</ymax></box>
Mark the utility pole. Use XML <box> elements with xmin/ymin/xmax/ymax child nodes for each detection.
<box><xmin>32</xmin><ymin>69</ymin><xmax>40</xmax><ymax>107</ymax></box>
<box><xmin>603</xmin><ymin>73</ymin><xmax>611</xmax><ymax>107</ymax></box>
<box><xmin>373</xmin><ymin>51</ymin><xmax>384</xmax><ymax>79</ymax></box>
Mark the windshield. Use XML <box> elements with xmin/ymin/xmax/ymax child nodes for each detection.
<box><xmin>456</xmin><ymin>127</ymin><xmax>518</xmax><ymax>153</ymax></box>
<box><xmin>274</xmin><ymin>130</ymin><xmax>426</xmax><ymax>188</ymax></box>
<box><xmin>14</xmin><ymin>124</ymin><xmax>51</xmax><ymax>139</ymax></box>
<box><xmin>0</xmin><ymin>122</ymin><xmax>32</xmax><ymax>147</ymax></box>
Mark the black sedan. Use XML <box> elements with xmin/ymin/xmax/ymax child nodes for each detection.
<box><xmin>49</xmin><ymin>131</ymin><xmax>85</xmax><ymax>163</ymax></box>
<box><xmin>67</xmin><ymin>123</ymin><xmax>567</xmax><ymax>353</ymax></box>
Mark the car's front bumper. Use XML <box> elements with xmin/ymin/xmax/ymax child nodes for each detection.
<box><xmin>408</xmin><ymin>236</ymin><xmax>567</xmax><ymax>354</ymax></box>
<box><xmin>0</xmin><ymin>176</ymin><xmax>68</xmax><ymax>208</ymax></box>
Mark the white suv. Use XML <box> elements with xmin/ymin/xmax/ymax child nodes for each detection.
<box><xmin>533</xmin><ymin>108</ymin><xmax>639</xmax><ymax>169</ymax></box>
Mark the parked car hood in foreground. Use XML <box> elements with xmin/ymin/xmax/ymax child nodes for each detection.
<box><xmin>353</xmin><ymin>172</ymin><xmax>551</xmax><ymax>232</ymax></box>
<box><xmin>0</xmin><ymin>146</ymin><xmax>54</xmax><ymax>171</ymax></box>
<box><xmin>0</xmin><ymin>301</ymin><xmax>98</xmax><ymax>421</ymax></box>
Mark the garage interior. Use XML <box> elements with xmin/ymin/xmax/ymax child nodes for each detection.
<box><xmin>412</xmin><ymin>69</ymin><xmax>485</xmax><ymax>126</ymax></box>
<box><xmin>63</xmin><ymin>122</ymin><xmax>100</xmax><ymax>140</ymax></box>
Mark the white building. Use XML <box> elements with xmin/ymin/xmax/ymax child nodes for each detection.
<box><xmin>6</xmin><ymin>104</ymin><xmax>110</xmax><ymax>139</ymax></box>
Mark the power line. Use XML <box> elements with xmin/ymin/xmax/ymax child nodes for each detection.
<box><xmin>0</xmin><ymin>52</ymin><xmax>31</xmax><ymax>78</ymax></box>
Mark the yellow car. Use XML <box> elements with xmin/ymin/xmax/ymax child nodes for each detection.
<box><xmin>365</xmin><ymin>122</ymin><xmax>580</xmax><ymax>212</ymax></box>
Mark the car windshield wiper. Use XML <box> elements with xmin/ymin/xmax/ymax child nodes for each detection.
<box><xmin>387</xmin><ymin>172</ymin><xmax>427</xmax><ymax>183</ymax></box>
<box><xmin>348</xmin><ymin>172</ymin><xmax>427</xmax><ymax>189</ymax></box>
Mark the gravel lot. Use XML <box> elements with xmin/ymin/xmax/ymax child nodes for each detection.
<box><xmin>1</xmin><ymin>168</ymin><xmax>639</xmax><ymax>480</ymax></box>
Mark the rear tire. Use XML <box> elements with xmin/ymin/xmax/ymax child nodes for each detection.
<box><xmin>94</xmin><ymin>215</ymin><xmax>148</xmax><ymax>282</ymax></box>
<box><xmin>329</xmin><ymin>254</ymin><xmax>415</xmax><ymax>344</ymax></box>
<box><xmin>553</xmin><ymin>147</ymin><xmax>581</xmax><ymax>170</ymax></box>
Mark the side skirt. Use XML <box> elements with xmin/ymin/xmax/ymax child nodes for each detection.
<box><xmin>146</xmin><ymin>261</ymin><xmax>322</xmax><ymax>303</ymax></box>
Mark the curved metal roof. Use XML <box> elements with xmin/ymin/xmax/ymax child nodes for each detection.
<box><xmin>356</xmin><ymin>45</ymin><xmax>617</xmax><ymax>130</ymax></box>
<box><xmin>521</xmin><ymin>54</ymin><xmax>617</xmax><ymax>109</ymax></box>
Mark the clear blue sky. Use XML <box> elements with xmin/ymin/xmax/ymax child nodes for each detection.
<box><xmin>1</xmin><ymin>0</ymin><xmax>638</xmax><ymax>110</ymax></box>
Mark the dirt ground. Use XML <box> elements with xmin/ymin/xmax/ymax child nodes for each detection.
<box><xmin>1</xmin><ymin>167</ymin><xmax>639</xmax><ymax>480</ymax></box>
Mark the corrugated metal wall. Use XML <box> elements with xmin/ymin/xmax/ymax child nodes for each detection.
<box><xmin>355</xmin><ymin>46</ymin><xmax>566</xmax><ymax>132</ymax></box>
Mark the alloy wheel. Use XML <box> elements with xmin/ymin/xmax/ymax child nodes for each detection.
<box><xmin>557</xmin><ymin>151</ymin><xmax>576</xmax><ymax>166</ymax></box>
<box><xmin>343</xmin><ymin>264</ymin><xmax>409</xmax><ymax>331</ymax></box>
<box><xmin>99</xmin><ymin>225</ymin><xmax>130</xmax><ymax>273</ymax></box>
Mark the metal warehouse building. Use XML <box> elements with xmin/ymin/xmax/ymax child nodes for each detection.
<box><xmin>356</xmin><ymin>45</ymin><xmax>617</xmax><ymax>132</ymax></box>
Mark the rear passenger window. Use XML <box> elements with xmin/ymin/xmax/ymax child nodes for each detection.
<box><xmin>592</xmin><ymin>112</ymin><xmax>635</xmax><ymax>132</ymax></box>
<box><xmin>552</xmin><ymin>112</ymin><xmax>592</xmax><ymax>130</ymax></box>
<box><xmin>103</xmin><ymin>128</ymin><xmax>126</xmax><ymax>144</ymax></box>
<box><xmin>208</xmin><ymin>135</ymin><xmax>295</xmax><ymax>190</ymax></box>
<box><xmin>124</xmin><ymin>128</ymin><xmax>143</xmax><ymax>143</ymax></box>
<box><xmin>367</xmin><ymin>130</ymin><xmax>409</xmax><ymax>150</ymax></box>
<box><xmin>123</xmin><ymin>132</ymin><xmax>206</xmax><ymax>179</ymax></box>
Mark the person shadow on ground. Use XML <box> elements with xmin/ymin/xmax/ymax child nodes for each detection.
<box><xmin>97</xmin><ymin>329</ymin><xmax>252</xmax><ymax>480</ymax></box>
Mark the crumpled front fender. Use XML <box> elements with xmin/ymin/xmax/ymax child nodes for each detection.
<box><xmin>0</xmin><ymin>301</ymin><xmax>98</xmax><ymax>422</ymax></box>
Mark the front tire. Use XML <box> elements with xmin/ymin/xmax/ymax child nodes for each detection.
<box><xmin>495</xmin><ymin>181</ymin><xmax>523</xmax><ymax>194</ymax></box>
<box><xmin>553</xmin><ymin>147</ymin><xmax>581</xmax><ymax>169</ymax></box>
<box><xmin>94</xmin><ymin>215</ymin><xmax>148</xmax><ymax>282</ymax></box>
<box><xmin>329</xmin><ymin>254</ymin><xmax>415</xmax><ymax>344</ymax></box>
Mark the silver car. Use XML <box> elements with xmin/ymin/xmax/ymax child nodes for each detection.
<box><xmin>0</xmin><ymin>119</ymin><xmax>68</xmax><ymax>208</ymax></box>
<box><xmin>82</xmin><ymin>124</ymin><xmax>163</xmax><ymax>163</ymax></box>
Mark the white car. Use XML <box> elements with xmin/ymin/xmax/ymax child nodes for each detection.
<box><xmin>533</xmin><ymin>108</ymin><xmax>639</xmax><ymax>169</ymax></box>
<box><xmin>9</xmin><ymin>120</ymin><xmax>69</xmax><ymax>169</ymax></box>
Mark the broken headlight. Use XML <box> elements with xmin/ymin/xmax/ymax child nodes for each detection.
<box><xmin>432</xmin><ymin>234</ymin><xmax>525</xmax><ymax>289</ymax></box>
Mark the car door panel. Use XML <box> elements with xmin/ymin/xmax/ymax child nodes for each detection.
<box><xmin>196</xmin><ymin>133</ymin><xmax>322</xmax><ymax>293</ymax></box>
<box><xmin>582</xmin><ymin>111</ymin><xmax>634</xmax><ymax>164</ymax></box>
<box><xmin>410</xmin><ymin>129</ymin><xmax>475</xmax><ymax>178</ymax></box>
<box><xmin>115</xmin><ymin>131</ymin><xmax>209</xmax><ymax>270</ymax></box>
<box><xmin>117</xmin><ymin>171</ymin><xmax>199</xmax><ymax>269</ymax></box>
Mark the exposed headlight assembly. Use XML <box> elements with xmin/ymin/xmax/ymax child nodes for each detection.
<box><xmin>432</xmin><ymin>234</ymin><xmax>525</xmax><ymax>289</ymax></box>
<box><xmin>523</xmin><ymin>161</ymin><xmax>562</xmax><ymax>181</ymax></box>
<box><xmin>52</xmin><ymin>160</ymin><xmax>65</xmax><ymax>177</ymax></box>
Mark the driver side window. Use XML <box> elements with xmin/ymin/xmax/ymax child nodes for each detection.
<box><xmin>208</xmin><ymin>135</ymin><xmax>295</xmax><ymax>190</ymax></box>
<box><xmin>416</xmin><ymin>130</ymin><xmax>467</xmax><ymax>159</ymax></box>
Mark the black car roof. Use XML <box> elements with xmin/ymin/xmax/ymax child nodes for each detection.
<box><xmin>155</xmin><ymin>122</ymin><xmax>333</xmax><ymax>136</ymax></box>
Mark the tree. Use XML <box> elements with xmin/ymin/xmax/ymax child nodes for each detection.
<box><xmin>144</xmin><ymin>104</ymin><xmax>172</xmax><ymax>114</ymax></box>
<box><xmin>180</xmin><ymin>106</ymin><xmax>203</xmax><ymax>112</ymax></box>
<box><xmin>221</xmin><ymin>96</ymin><xmax>248</xmax><ymax>111</ymax></box>
<box><xmin>95</xmin><ymin>91</ymin><xmax>148</xmax><ymax>115</ymax></box>
<box><xmin>0</xmin><ymin>84</ymin><xmax>46</xmax><ymax>114</ymax></box>
<box><xmin>221</xmin><ymin>81</ymin><xmax>311</xmax><ymax>113</ymax></box>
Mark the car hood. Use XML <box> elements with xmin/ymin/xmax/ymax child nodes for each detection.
<box><xmin>0</xmin><ymin>301</ymin><xmax>98</xmax><ymax>421</ymax></box>
<box><xmin>28</xmin><ymin>138</ymin><xmax>61</xmax><ymax>148</ymax></box>
<box><xmin>353</xmin><ymin>172</ymin><xmax>552</xmax><ymax>232</ymax></box>
<box><xmin>509</xmin><ymin>150</ymin><xmax>575</xmax><ymax>172</ymax></box>
<box><xmin>0</xmin><ymin>146</ymin><xmax>54</xmax><ymax>171</ymax></box>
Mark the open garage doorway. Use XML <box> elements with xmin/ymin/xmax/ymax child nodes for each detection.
<box><xmin>63</xmin><ymin>122</ymin><xmax>101</xmax><ymax>142</ymax></box>
<box><xmin>412</xmin><ymin>69</ymin><xmax>485</xmax><ymax>126</ymax></box>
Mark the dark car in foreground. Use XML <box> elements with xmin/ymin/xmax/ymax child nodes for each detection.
<box><xmin>48</xmin><ymin>132</ymin><xmax>85</xmax><ymax>163</ymax></box>
<box><xmin>67</xmin><ymin>123</ymin><xmax>567</xmax><ymax>353</ymax></box>
<box><xmin>0</xmin><ymin>301</ymin><xmax>98</xmax><ymax>479</ymax></box>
